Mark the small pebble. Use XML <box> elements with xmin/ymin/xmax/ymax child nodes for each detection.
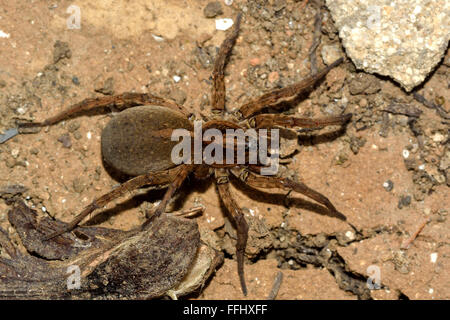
<box><xmin>204</xmin><ymin>2</ymin><xmax>223</xmax><ymax>18</ymax></box>
<box><xmin>216</xmin><ymin>18</ymin><xmax>233</xmax><ymax>31</ymax></box>
<box><xmin>151</xmin><ymin>34</ymin><xmax>164</xmax><ymax>42</ymax></box>
<box><xmin>249</xmin><ymin>57</ymin><xmax>261</xmax><ymax>66</ymax></box>
<box><xmin>72</xmin><ymin>178</ymin><xmax>85</xmax><ymax>193</ymax></box>
<box><xmin>11</xmin><ymin>149</ymin><xmax>20</xmax><ymax>158</ymax></box>
<box><xmin>321</xmin><ymin>44</ymin><xmax>343</xmax><ymax>66</ymax></box>
<box><xmin>57</xmin><ymin>133</ymin><xmax>72</xmax><ymax>148</ymax></box>
<box><xmin>72</xmin><ymin>76</ymin><xmax>80</xmax><ymax>85</ymax></box>
<box><xmin>359</xmin><ymin>98</ymin><xmax>368</xmax><ymax>107</ymax></box>
<box><xmin>68</xmin><ymin>120</ymin><xmax>80</xmax><ymax>133</ymax></box>
<box><xmin>0</xmin><ymin>30</ymin><xmax>10</xmax><ymax>38</ymax></box>
<box><xmin>382</xmin><ymin>180</ymin><xmax>394</xmax><ymax>191</ymax></box>
<box><xmin>169</xmin><ymin>88</ymin><xmax>187</xmax><ymax>105</ymax></box>
<box><xmin>398</xmin><ymin>195</ymin><xmax>411</xmax><ymax>209</ymax></box>
<box><xmin>432</xmin><ymin>133</ymin><xmax>444</xmax><ymax>142</ymax></box>
<box><xmin>402</xmin><ymin>149</ymin><xmax>410</xmax><ymax>159</ymax></box>
<box><xmin>345</xmin><ymin>231</ymin><xmax>355</xmax><ymax>241</ymax></box>
<box><xmin>17</xmin><ymin>107</ymin><xmax>26</xmax><ymax>115</ymax></box>
<box><xmin>268</xmin><ymin>71</ymin><xmax>279</xmax><ymax>83</ymax></box>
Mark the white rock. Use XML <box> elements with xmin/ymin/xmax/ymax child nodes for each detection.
<box><xmin>215</xmin><ymin>18</ymin><xmax>233</xmax><ymax>31</ymax></box>
<box><xmin>151</xmin><ymin>34</ymin><xmax>164</xmax><ymax>42</ymax></box>
<box><xmin>326</xmin><ymin>0</ymin><xmax>450</xmax><ymax>91</ymax></box>
<box><xmin>0</xmin><ymin>30</ymin><xmax>10</xmax><ymax>38</ymax></box>
<box><xmin>402</xmin><ymin>149</ymin><xmax>410</xmax><ymax>159</ymax></box>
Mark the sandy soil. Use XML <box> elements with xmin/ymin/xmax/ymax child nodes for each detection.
<box><xmin>0</xmin><ymin>0</ymin><xmax>448</xmax><ymax>299</ymax></box>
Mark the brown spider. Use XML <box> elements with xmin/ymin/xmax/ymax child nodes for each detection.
<box><xmin>18</xmin><ymin>14</ymin><xmax>351</xmax><ymax>295</ymax></box>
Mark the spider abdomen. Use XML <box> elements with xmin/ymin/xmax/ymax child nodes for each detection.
<box><xmin>101</xmin><ymin>105</ymin><xmax>193</xmax><ymax>176</ymax></box>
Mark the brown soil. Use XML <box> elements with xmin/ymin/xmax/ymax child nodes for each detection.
<box><xmin>0</xmin><ymin>0</ymin><xmax>448</xmax><ymax>300</ymax></box>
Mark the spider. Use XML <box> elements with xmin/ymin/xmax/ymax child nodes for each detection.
<box><xmin>17</xmin><ymin>14</ymin><xmax>351</xmax><ymax>296</ymax></box>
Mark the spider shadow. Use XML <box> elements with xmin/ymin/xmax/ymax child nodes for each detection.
<box><xmin>297</xmin><ymin>125</ymin><xmax>349</xmax><ymax>147</ymax></box>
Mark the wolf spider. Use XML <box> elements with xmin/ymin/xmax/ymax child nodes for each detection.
<box><xmin>18</xmin><ymin>14</ymin><xmax>351</xmax><ymax>295</ymax></box>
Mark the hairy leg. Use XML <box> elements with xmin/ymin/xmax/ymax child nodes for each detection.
<box><xmin>236</xmin><ymin>58</ymin><xmax>343</xmax><ymax>119</ymax></box>
<box><xmin>215</xmin><ymin>168</ymin><xmax>249</xmax><ymax>296</ymax></box>
<box><xmin>44</xmin><ymin>166</ymin><xmax>183</xmax><ymax>240</ymax></box>
<box><xmin>211</xmin><ymin>13</ymin><xmax>242</xmax><ymax>114</ymax></box>
<box><xmin>19</xmin><ymin>92</ymin><xmax>189</xmax><ymax>131</ymax></box>
<box><xmin>249</xmin><ymin>113</ymin><xmax>352</xmax><ymax>129</ymax></box>
<box><xmin>145</xmin><ymin>165</ymin><xmax>193</xmax><ymax>220</ymax></box>
<box><xmin>231</xmin><ymin>167</ymin><xmax>345</xmax><ymax>219</ymax></box>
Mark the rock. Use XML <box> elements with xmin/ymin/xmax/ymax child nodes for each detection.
<box><xmin>53</xmin><ymin>40</ymin><xmax>72</xmax><ymax>63</ymax></box>
<box><xmin>398</xmin><ymin>195</ymin><xmax>412</xmax><ymax>209</ymax></box>
<box><xmin>326</xmin><ymin>0</ymin><xmax>450</xmax><ymax>91</ymax></box>
<box><xmin>72</xmin><ymin>178</ymin><xmax>85</xmax><ymax>194</ymax></box>
<box><xmin>348</xmin><ymin>73</ymin><xmax>380</xmax><ymax>95</ymax></box>
<box><xmin>72</xmin><ymin>76</ymin><xmax>80</xmax><ymax>85</ymax></box>
<box><xmin>268</xmin><ymin>71</ymin><xmax>279</xmax><ymax>83</ymax></box>
<box><xmin>203</xmin><ymin>2</ymin><xmax>223</xmax><ymax>18</ymax></box>
<box><xmin>383</xmin><ymin>180</ymin><xmax>394</xmax><ymax>192</ymax></box>
<box><xmin>169</xmin><ymin>88</ymin><xmax>187</xmax><ymax>105</ymax></box>
<box><xmin>321</xmin><ymin>44</ymin><xmax>344</xmax><ymax>66</ymax></box>
<box><xmin>68</xmin><ymin>120</ymin><xmax>80</xmax><ymax>133</ymax></box>
<box><xmin>94</xmin><ymin>77</ymin><xmax>114</xmax><ymax>95</ymax></box>
<box><xmin>57</xmin><ymin>133</ymin><xmax>72</xmax><ymax>148</ymax></box>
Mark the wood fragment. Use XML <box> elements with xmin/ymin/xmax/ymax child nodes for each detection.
<box><xmin>308</xmin><ymin>12</ymin><xmax>322</xmax><ymax>76</ymax></box>
<box><xmin>413</xmin><ymin>92</ymin><xmax>450</xmax><ymax>120</ymax></box>
<box><xmin>267</xmin><ymin>271</ymin><xmax>284</xmax><ymax>300</ymax></box>
<box><xmin>400</xmin><ymin>218</ymin><xmax>430</xmax><ymax>250</ymax></box>
<box><xmin>382</xmin><ymin>103</ymin><xmax>423</xmax><ymax>118</ymax></box>
<box><xmin>0</xmin><ymin>200</ymin><xmax>204</xmax><ymax>299</ymax></box>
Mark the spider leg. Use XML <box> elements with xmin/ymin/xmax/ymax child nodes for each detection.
<box><xmin>211</xmin><ymin>13</ymin><xmax>242</xmax><ymax>114</ymax></box>
<box><xmin>172</xmin><ymin>205</ymin><xmax>205</xmax><ymax>218</ymax></box>
<box><xmin>231</xmin><ymin>167</ymin><xmax>346</xmax><ymax>220</ymax></box>
<box><xmin>249</xmin><ymin>113</ymin><xmax>352</xmax><ymax>129</ymax></box>
<box><xmin>18</xmin><ymin>92</ymin><xmax>189</xmax><ymax>131</ymax></box>
<box><xmin>43</xmin><ymin>166</ymin><xmax>183</xmax><ymax>241</ymax></box>
<box><xmin>215</xmin><ymin>168</ymin><xmax>249</xmax><ymax>296</ymax></box>
<box><xmin>236</xmin><ymin>58</ymin><xmax>343</xmax><ymax>119</ymax></box>
<box><xmin>144</xmin><ymin>165</ymin><xmax>193</xmax><ymax>221</ymax></box>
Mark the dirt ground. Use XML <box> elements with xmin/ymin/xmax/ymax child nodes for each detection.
<box><xmin>0</xmin><ymin>0</ymin><xmax>448</xmax><ymax>300</ymax></box>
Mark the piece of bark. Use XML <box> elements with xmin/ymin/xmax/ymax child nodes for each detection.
<box><xmin>0</xmin><ymin>200</ymin><xmax>204</xmax><ymax>299</ymax></box>
<box><xmin>382</xmin><ymin>103</ymin><xmax>423</xmax><ymax>118</ymax></box>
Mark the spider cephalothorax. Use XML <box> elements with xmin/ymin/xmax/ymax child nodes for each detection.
<box><xmin>18</xmin><ymin>14</ymin><xmax>351</xmax><ymax>295</ymax></box>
